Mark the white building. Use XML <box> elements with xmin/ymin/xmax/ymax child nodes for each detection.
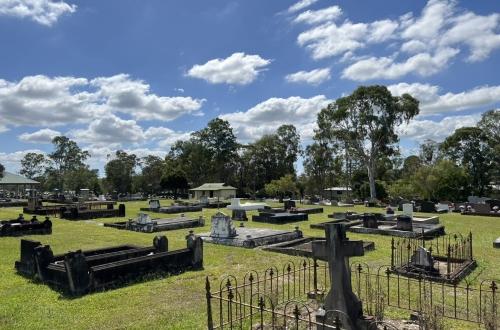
<box><xmin>190</xmin><ymin>183</ymin><xmax>237</xmax><ymax>200</ymax></box>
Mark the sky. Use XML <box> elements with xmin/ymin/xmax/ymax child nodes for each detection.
<box><xmin>0</xmin><ymin>0</ymin><xmax>499</xmax><ymax>174</ymax></box>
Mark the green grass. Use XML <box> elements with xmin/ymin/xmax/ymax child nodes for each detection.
<box><xmin>0</xmin><ymin>201</ymin><xmax>498</xmax><ymax>329</ymax></box>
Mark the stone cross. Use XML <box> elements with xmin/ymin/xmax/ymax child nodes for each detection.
<box><xmin>312</xmin><ymin>223</ymin><xmax>365</xmax><ymax>328</ymax></box>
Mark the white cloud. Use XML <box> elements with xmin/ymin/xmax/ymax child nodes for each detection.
<box><xmin>342</xmin><ymin>47</ymin><xmax>459</xmax><ymax>81</ymax></box>
<box><xmin>0</xmin><ymin>0</ymin><xmax>76</xmax><ymax>26</ymax></box>
<box><xmin>297</xmin><ymin>19</ymin><xmax>398</xmax><ymax>60</ymax></box>
<box><xmin>18</xmin><ymin>128</ymin><xmax>61</xmax><ymax>143</ymax></box>
<box><xmin>91</xmin><ymin>74</ymin><xmax>205</xmax><ymax>121</ymax></box>
<box><xmin>186</xmin><ymin>52</ymin><xmax>271</xmax><ymax>85</ymax></box>
<box><xmin>388</xmin><ymin>82</ymin><xmax>500</xmax><ymax>115</ymax></box>
<box><xmin>68</xmin><ymin>113</ymin><xmax>191</xmax><ymax>147</ymax></box>
<box><xmin>293</xmin><ymin>6</ymin><xmax>342</xmax><ymax>25</ymax></box>
<box><xmin>399</xmin><ymin>114</ymin><xmax>481</xmax><ymax>141</ymax></box>
<box><xmin>285</xmin><ymin>68</ymin><xmax>331</xmax><ymax>85</ymax></box>
<box><xmin>0</xmin><ymin>149</ymin><xmax>46</xmax><ymax>172</ymax></box>
<box><xmin>220</xmin><ymin>95</ymin><xmax>331</xmax><ymax>140</ymax></box>
<box><xmin>287</xmin><ymin>0</ymin><xmax>318</xmax><ymax>14</ymax></box>
<box><xmin>292</xmin><ymin>0</ymin><xmax>500</xmax><ymax>79</ymax></box>
<box><xmin>0</xmin><ymin>74</ymin><xmax>205</xmax><ymax>129</ymax></box>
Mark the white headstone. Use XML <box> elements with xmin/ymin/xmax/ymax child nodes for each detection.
<box><xmin>402</xmin><ymin>203</ymin><xmax>413</xmax><ymax>219</ymax></box>
<box><xmin>149</xmin><ymin>199</ymin><xmax>161</xmax><ymax>209</ymax></box>
<box><xmin>137</xmin><ymin>213</ymin><xmax>152</xmax><ymax>224</ymax></box>
<box><xmin>210</xmin><ymin>211</ymin><xmax>237</xmax><ymax>238</ymax></box>
<box><xmin>230</xmin><ymin>198</ymin><xmax>242</xmax><ymax>208</ymax></box>
<box><xmin>411</xmin><ymin>246</ymin><xmax>434</xmax><ymax>268</ymax></box>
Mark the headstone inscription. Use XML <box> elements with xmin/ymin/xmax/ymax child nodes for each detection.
<box><xmin>312</xmin><ymin>224</ymin><xmax>372</xmax><ymax>329</ymax></box>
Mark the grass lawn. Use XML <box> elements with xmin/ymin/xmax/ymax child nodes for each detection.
<box><xmin>0</xmin><ymin>201</ymin><xmax>498</xmax><ymax>329</ymax></box>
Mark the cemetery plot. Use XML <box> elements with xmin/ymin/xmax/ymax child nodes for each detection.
<box><xmin>284</xmin><ymin>200</ymin><xmax>324</xmax><ymax>214</ymax></box>
<box><xmin>15</xmin><ymin>233</ymin><xmax>203</xmax><ymax>296</ymax></box>
<box><xmin>104</xmin><ymin>213</ymin><xmax>205</xmax><ymax>233</ymax></box>
<box><xmin>262</xmin><ymin>236</ymin><xmax>375</xmax><ymax>257</ymax></box>
<box><xmin>199</xmin><ymin>212</ymin><xmax>303</xmax><ymax>248</ymax></box>
<box><xmin>23</xmin><ymin>197</ymin><xmax>68</xmax><ymax>215</ymax></box>
<box><xmin>389</xmin><ymin>233</ymin><xmax>476</xmax><ymax>284</ymax></box>
<box><xmin>461</xmin><ymin>201</ymin><xmax>500</xmax><ymax>217</ymax></box>
<box><xmin>252</xmin><ymin>211</ymin><xmax>308</xmax><ymax>224</ymax></box>
<box><xmin>140</xmin><ymin>199</ymin><xmax>202</xmax><ymax>214</ymax></box>
<box><xmin>0</xmin><ymin>215</ymin><xmax>52</xmax><ymax>237</ymax></box>
<box><xmin>0</xmin><ymin>199</ymin><xmax>28</xmax><ymax>208</ymax></box>
<box><xmin>60</xmin><ymin>202</ymin><xmax>125</xmax><ymax>220</ymax></box>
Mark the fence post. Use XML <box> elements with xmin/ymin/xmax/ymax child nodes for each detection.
<box><xmin>206</xmin><ymin>277</ymin><xmax>214</xmax><ymax>330</ymax></box>
<box><xmin>313</xmin><ymin>258</ymin><xmax>318</xmax><ymax>296</ymax></box>
<box><xmin>446</xmin><ymin>245</ymin><xmax>451</xmax><ymax>279</ymax></box>
<box><xmin>491</xmin><ymin>281</ymin><xmax>498</xmax><ymax>324</ymax></box>
<box><xmin>469</xmin><ymin>231</ymin><xmax>473</xmax><ymax>260</ymax></box>
<box><xmin>390</xmin><ymin>238</ymin><xmax>395</xmax><ymax>269</ymax></box>
<box><xmin>293</xmin><ymin>304</ymin><xmax>300</xmax><ymax>329</ymax></box>
<box><xmin>258</xmin><ymin>296</ymin><xmax>265</xmax><ymax>328</ymax></box>
<box><xmin>334</xmin><ymin>315</ymin><xmax>342</xmax><ymax>330</ymax></box>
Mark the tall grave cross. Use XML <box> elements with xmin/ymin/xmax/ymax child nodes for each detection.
<box><xmin>312</xmin><ymin>223</ymin><xmax>366</xmax><ymax>328</ymax></box>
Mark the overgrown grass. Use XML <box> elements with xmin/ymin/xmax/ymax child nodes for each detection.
<box><xmin>0</xmin><ymin>201</ymin><xmax>498</xmax><ymax>329</ymax></box>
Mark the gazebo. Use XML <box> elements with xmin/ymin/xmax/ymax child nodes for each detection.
<box><xmin>0</xmin><ymin>172</ymin><xmax>40</xmax><ymax>197</ymax></box>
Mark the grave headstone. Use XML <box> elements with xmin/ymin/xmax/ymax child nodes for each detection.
<box><xmin>284</xmin><ymin>200</ymin><xmax>296</xmax><ymax>210</ymax></box>
<box><xmin>420</xmin><ymin>201</ymin><xmax>437</xmax><ymax>213</ymax></box>
<box><xmin>149</xmin><ymin>199</ymin><xmax>161</xmax><ymax>209</ymax></box>
<box><xmin>402</xmin><ymin>204</ymin><xmax>414</xmax><ymax>218</ymax></box>
<box><xmin>396</xmin><ymin>215</ymin><xmax>413</xmax><ymax>231</ymax></box>
<box><xmin>410</xmin><ymin>246</ymin><xmax>435</xmax><ymax>270</ymax></box>
<box><xmin>137</xmin><ymin>213</ymin><xmax>153</xmax><ymax>225</ymax></box>
<box><xmin>210</xmin><ymin>212</ymin><xmax>237</xmax><ymax>238</ymax></box>
<box><xmin>231</xmin><ymin>209</ymin><xmax>247</xmax><ymax>221</ymax></box>
<box><xmin>312</xmin><ymin>224</ymin><xmax>370</xmax><ymax>328</ymax></box>
<box><xmin>362</xmin><ymin>214</ymin><xmax>378</xmax><ymax>229</ymax></box>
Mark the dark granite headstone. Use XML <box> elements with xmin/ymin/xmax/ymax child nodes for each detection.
<box><xmin>396</xmin><ymin>215</ymin><xmax>413</xmax><ymax>231</ymax></box>
<box><xmin>362</xmin><ymin>214</ymin><xmax>378</xmax><ymax>229</ymax></box>
<box><xmin>284</xmin><ymin>200</ymin><xmax>296</xmax><ymax>210</ymax></box>
<box><xmin>420</xmin><ymin>201</ymin><xmax>437</xmax><ymax>213</ymax></box>
<box><xmin>231</xmin><ymin>209</ymin><xmax>248</xmax><ymax>221</ymax></box>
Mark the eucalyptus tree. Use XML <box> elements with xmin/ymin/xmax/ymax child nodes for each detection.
<box><xmin>20</xmin><ymin>152</ymin><xmax>47</xmax><ymax>180</ymax></box>
<box><xmin>316</xmin><ymin>85</ymin><xmax>419</xmax><ymax>199</ymax></box>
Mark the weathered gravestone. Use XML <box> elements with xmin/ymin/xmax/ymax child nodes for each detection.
<box><xmin>149</xmin><ymin>199</ymin><xmax>161</xmax><ymax>209</ymax></box>
<box><xmin>312</xmin><ymin>224</ymin><xmax>373</xmax><ymax>329</ymax></box>
<box><xmin>210</xmin><ymin>212</ymin><xmax>236</xmax><ymax>238</ymax></box>
<box><xmin>411</xmin><ymin>246</ymin><xmax>436</xmax><ymax>270</ymax></box>
<box><xmin>402</xmin><ymin>203</ymin><xmax>414</xmax><ymax>218</ymax></box>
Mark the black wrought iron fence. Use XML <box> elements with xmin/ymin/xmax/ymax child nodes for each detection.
<box><xmin>351</xmin><ymin>263</ymin><xmax>498</xmax><ymax>325</ymax></box>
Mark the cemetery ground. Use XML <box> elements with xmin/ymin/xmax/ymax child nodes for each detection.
<box><xmin>0</xmin><ymin>201</ymin><xmax>498</xmax><ymax>330</ymax></box>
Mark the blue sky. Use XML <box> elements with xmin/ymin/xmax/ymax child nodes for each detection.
<box><xmin>0</xmin><ymin>0</ymin><xmax>499</xmax><ymax>173</ymax></box>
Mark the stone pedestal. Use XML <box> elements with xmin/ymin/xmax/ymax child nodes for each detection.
<box><xmin>396</xmin><ymin>215</ymin><xmax>413</xmax><ymax>231</ymax></box>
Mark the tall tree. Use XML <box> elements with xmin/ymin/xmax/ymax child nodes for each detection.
<box><xmin>104</xmin><ymin>151</ymin><xmax>138</xmax><ymax>194</ymax></box>
<box><xmin>139</xmin><ymin>155</ymin><xmax>165</xmax><ymax>194</ymax></box>
<box><xmin>160</xmin><ymin>169</ymin><xmax>189</xmax><ymax>199</ymax></box>
<box><xmin>48</xmin><ymin>136</ymin><xmax>90</xmax><ymax>191</ymax></box>
<box><xmin>20</xmin><ymin>152</ymin><xmax>47</xmax><ymax>179</ymax></box>
<box><xmin>316</xmin><ymin>85</ymin><xmax>419</xmax><ymax>199</ymax></box>
<box><xmin>477</xmin><ymin>110</ymin><xmax>500</xmax><ymax>188</ymax></box>
<box><xmin>275</xmin><ymin>124</ymin><xmax>301</xmax><ymax>176</ymax></box>
<box><xmin>440</xmin><ymin>127</ymin><xmax>493</xmax><ymax>195</ymax></box>
<box><xmin>192</xmin><ymin>118</ymin><xmax>239</xmax><ymax>182</ymax></box>
<box><xmin>419</xmin><ymin>139</ymin><xmax>441</xmax><ymax>165</ymax></box>
<box><xmin>0</xmin><ymin>163</ymin><xmax>4</xmax><ymax>179</ymax></box>
<box><xmin>303</xmin><ymin>141</ymin><xmax>341</xmax><ymax>196</ymax></box>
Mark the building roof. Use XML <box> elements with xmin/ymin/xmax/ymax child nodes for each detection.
<box><xmin>0</xmin><ymin>171</ymin><xmax>39</xmax><ymax>185</ymax></box>
<box><xmin>190</xmin><ymin>183</ymin><xmax>237</xmax><ymax>191</ymax></box>
<box><xmin>324</xmin><ymin>187</ymin><xmax>352</xmax><ymax>191</ymax></box>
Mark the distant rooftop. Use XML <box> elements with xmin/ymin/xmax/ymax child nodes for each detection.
<box><xmin>190</xmin><ymin>183</ymin><xmax>237</xmax><ymax>191</ymax></box>
<box><xmin>0</xmin><ymin>172</ymin><xmax>39</xmax><ymax>185</ymax></box>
